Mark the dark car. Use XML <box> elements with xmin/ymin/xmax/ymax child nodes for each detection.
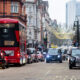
<box><xmin>28</xmin><ymin>48</ymin><xmax>38</xmax><ymax>62</ymax></box>
<box><xmin>0</xmin><ymin>50</ymin><xmax>9</xmax><ymax>69</ymax></box>
<box><xmin>46</xmin><ymin>48</ymin><xmax>62</xmax><ymax>63</ymax></box>
<box><xmin>27</xmin><ymin>49</ymin><xmax>33</xmax><ymax>64</ymax></box>
<box><xmin>69</xmin><ymin>48</ymin><xmax>80</xmax><ymax>69</ymax></box>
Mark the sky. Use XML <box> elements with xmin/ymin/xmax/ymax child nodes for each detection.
<box><xmin>43</xmin><ymin>0</ymin><xmax>80</xmax><ymax>24</ymax></box>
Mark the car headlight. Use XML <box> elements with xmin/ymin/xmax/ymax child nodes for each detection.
<box><xmin>46</xmin><ymin>55</ymin><xmax>50</xmax><ymax>58</ymax></box>
<box><xmin>71</xmin><ymin>58</ymin><xmax>75</xmax><ymax>61</ymax></box>
<box><xmin>58</xmin><ymin>55</ymin><xmax>61</xmax><ymax>58</ymax></box>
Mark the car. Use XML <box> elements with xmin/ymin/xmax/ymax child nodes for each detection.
<box><xmin>0</xmin><ymin>50</ymin><xmax>9</xmax><ymax>69</ymax></box>
<box><xmin>26</xmin><ymin>49</ymin><xmax>33</xmax><ymax>64</ymax></box>
<box><xmin>46</xmin><ymin>48</ymin><xmax>62</xmax><ymax>63</ymax></box>
<box><xmin>37</xmin><ymin>51</ymin><xmax>44</xmax><ymax>62</ymax></box>
<box><xmin>43</xmin><ymin>49</ymin><xmax>48</xmax><ymax>59</ymax></box>
<box><xmin>68</xmin><ymin>48</ymin><xmax>80</xmax><ymax>69</ymax></box>
<box><xmin>62</xmin><ymin>49</ymin><xmax>68</xmax><ymax>61</ymax></box>
<box><xmin>28</xmin><ymin>48</ymin><xmax>38</xmax><ymax>62</ymax></box>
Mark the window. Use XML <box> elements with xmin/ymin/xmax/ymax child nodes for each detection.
<box><xmin>29</xmin><ymin>6</ymin><xmax>32</xmax><ymax>13</ymax></box>
<box><xmin>29</xmin><ymin>30</ymin><xmax>31</xmax><ymax>35</ymax></box>
<box><xmin>28</xmin><ymin>16</ymin><xmax>31</xmax><ymax>24</ymax></box>
<box><xmin>22</xmin><ymin>5</ymin><xmax>25</xmax><ymax>15</ymax></box>
<box><xmin>0</xmin><ymin>24</ymin><xmax>15</xmax><ymax>28</ymax></box>
<box><xmin>11</xmin><ymin>2</ymin><xmax>19</xmax><ymax>13</ymax></box>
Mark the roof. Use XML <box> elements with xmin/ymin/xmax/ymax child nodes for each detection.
<box><xmin>0</xmin><ymin>18</ymin><xmax>19</xmax><ymax>24</ymax></box>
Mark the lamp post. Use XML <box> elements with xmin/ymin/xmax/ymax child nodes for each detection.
<box><xmin>74</xmin><ymin>18</ymin><xmax>79</xmax><ymax>47</ymax></box>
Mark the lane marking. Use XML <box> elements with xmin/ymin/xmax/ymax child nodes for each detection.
<box><xmin>45</xmin><ymin>70</ymin><xmax>51</xmax><ymax>76</ymax></box>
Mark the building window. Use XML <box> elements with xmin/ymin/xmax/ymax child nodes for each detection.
<box><xmin>11</xmin><ymin>2</ymin><xmax>19</xmax><ymax>13</ymax></box>
<box><xmin>22</xmin><ymin>5</ymin><xmax>25</xmax><ymax>15</ymax></box>
<box><xmin>28</xmin><ymin>16</ymin><xmax>31</xmax><ymax>24</ymax></box>
<box><xmin>29</xmin><ymin>6</ymin><xmax>32</xmax><ymax>13</ymax></box>
<box><xmin>29</xmin><ymin>31</ymin><xmax>31</xmax><ymax>35</ymax></box>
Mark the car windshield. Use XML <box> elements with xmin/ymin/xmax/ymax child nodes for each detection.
<box><xmin>48</xmin><ymin>49</ymin><xmax>58</xmax><ymax>55</ymax></box>
<box><xmin>72</xmin><ymin>49</ymin><xmax>80</xmax><ymax>56</ymax></box>
<box><xmin>28</xmin><ymin>48</ymin><xmax>35</xmax><ymax>54</ymax></box>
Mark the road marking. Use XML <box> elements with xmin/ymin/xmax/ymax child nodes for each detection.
<box><xmin>45</xmin><ymin>70</ymin><xmax>51</xmax><ymax>76</ymax></box>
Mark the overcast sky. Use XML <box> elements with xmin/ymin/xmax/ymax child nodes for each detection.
<box><xmin>43</xmin><ymin>0</ymin><xmax>80</xmax><ymax>24</ymax></box>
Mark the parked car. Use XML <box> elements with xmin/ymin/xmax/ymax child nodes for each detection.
<box><xmin>46</xmin><ymin>48</ymin><xmax>62</xmax><ymax>63</ymax></box>
<box><xmin>27</xmin><ymin>49</ymin><xmax>33</xmax><ymax>64</ymax></box>
<box><xmin>28</xmin><ymin>48</ymin><xmax>38</xmax><ymax>62</ymax></box>
<box><xmin>0</xmin><ymin>50</ymin><xmax>9</xmax><ymax>69</ymax></box>
<box><xmin>68</xmin><ymin>48</ymin><xmax>80</xmax><ymax>69</ymax></box>
<box><xmin>37</xmin><ymin>51</ymin><xmax>44</xmax><ymax>62</ymax></box>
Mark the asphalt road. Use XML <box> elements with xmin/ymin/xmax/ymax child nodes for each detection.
<box><xmin>0</xmin><ymin>61</ymin><xmax>80</xmax><ymax>80</ymax></box>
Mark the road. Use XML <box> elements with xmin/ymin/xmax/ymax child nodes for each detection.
<box><xmin>0</xmin><ymin>61</ymin><xmax>80</xmax><ymax>80</ymax></box>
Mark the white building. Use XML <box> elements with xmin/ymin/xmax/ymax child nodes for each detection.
<box><xmin>66</xmin><ymin>0</ymin><xmax>80</xmax><ymax>28</ymax></box>
<box><xmin>25</xmin><ymin>0</ymin><xmax>37</xmax><ymax>47</ymax></box>
<box><xmin>25</xmin><ymin>0</ymin><xmax>50</xmax><ymax>47</ymax></box>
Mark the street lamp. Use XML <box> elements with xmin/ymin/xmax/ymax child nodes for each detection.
<box><xmin>74</xmin><ymin>17</ymin><xmax>79</xmax><ymax>47</ymax></box>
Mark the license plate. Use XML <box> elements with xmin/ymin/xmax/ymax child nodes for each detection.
<box><xmin>76</xmin><ymin>63</ymin><xmax>80</xmax><ymax>66</ymax></box>
<box><xmin>52</xmin><ymin>59</ymin><xmax>55</xmax><ymax>60</ymax></box>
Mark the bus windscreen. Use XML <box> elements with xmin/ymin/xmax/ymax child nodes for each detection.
<box><xmin>0</xmin><ymin>23</ymin><xmax>19</xmax><ymax>47</ymax></box>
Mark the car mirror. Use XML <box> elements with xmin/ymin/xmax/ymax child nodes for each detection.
<box><xmin>67</xmin><ymin>53</ymin><xmax>71</xmax><ymax>56</ymax></box>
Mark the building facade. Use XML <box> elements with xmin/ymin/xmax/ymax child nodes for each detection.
<box><xmin>37</xmin><ymin>0</ymin><xmax>49</xmax><ymax>48</ymax></box>
<box><xmin>0</xmin><ymin>0</ymin><xmax>27</xmax><ymax>25</ymax></box>
<box><xmin>66</xmin><ymin>0</ymin><xmax>80</xmax><ymax>28</ymax></box>
<box><xmin>25</xmin><ymin>0</ymin><xmax>38</xmax><ymax>47</ymax></box>
<box><xmin>25</xmin><ymin>0</ymin><xmax>49</xmax><ymax>48</ymax></box>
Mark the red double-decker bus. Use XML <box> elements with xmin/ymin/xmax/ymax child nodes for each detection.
<box><xmin>0</xmin><ymin>18</ymin><xmax>28</xmax><ymax>65</ymax></box>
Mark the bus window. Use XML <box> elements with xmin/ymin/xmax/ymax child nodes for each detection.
<box><xmin>0</xmin><ymin>24</ymin><xmax>15</xmax><ymax>28</ymax></box>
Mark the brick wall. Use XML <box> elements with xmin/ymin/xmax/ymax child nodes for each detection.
<box><xmin>0</xmin><ymin>0</ymin><xmax>27</xmax><ymax>26</ymax></box>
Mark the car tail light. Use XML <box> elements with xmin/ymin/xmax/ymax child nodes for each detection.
<box><xmin>5</xmin><ymin>57</ymin><xmax>8</xmax><ymax>61</ymax></box>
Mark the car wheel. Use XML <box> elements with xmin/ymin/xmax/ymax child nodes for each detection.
<box><xmin>2</xmin><ymin>63</ymin><xmax>6</xmax><ymax>69</ymax></box>
<box><xmin>69</xmin><ymin>64</ymin><xmax>73</xmax><ymax>69</ymax></box>
<box><xmin>59</xmin><ymin>60</ymin><xmax>62</xmax><ymax>63</ymax></box>
<box><xmin>46</xmin><ymin>60</ymin><xmax>49</xmax><ymax>63</ymax></box>
<box><xmin>27</xmin><ymin>59</ymin><xmax>31</xmax><ymax>64</ymax></box>
<box><xmin>6</xmin><ymin>64</ymin><xmax>9</xmax><ymax>68</ymax></box>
